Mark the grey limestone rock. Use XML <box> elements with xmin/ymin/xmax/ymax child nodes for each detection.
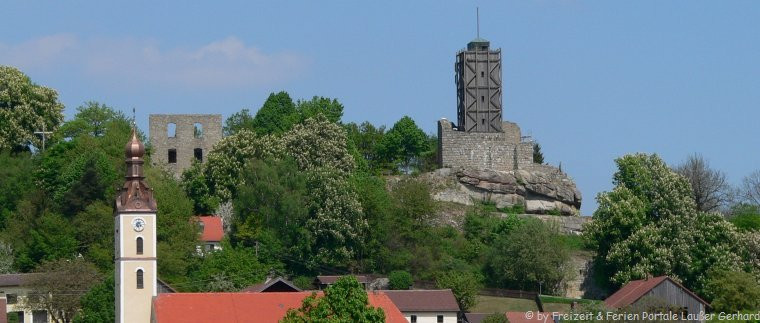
<box><xmin>429</xmin><ymin>166</ymin><xmax>582</xmax><ymax>216</ymax></box>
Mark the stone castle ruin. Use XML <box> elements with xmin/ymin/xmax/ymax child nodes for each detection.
<box><xmin>436</xmin><ymin>38</ymin><xmax>582</xmax><ymax>215</ymax></box>
<box><xmin>149</xmin><ymin>114</ymin><xmax>222</xmax><ymax>177</ymax></box>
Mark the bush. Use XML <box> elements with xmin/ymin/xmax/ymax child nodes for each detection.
<box><xmin>704</xmin><ymin>270</ymin><xmax>760</xmax><ymax>312</ymax></box>
<box><xmin>436</xmin><ymin>271</ymin><xmax>481</xmax><ymax>311</ymax></box>
<box><xmin>482</xmin><ymin>313</ymin><xmax>509</xmax><ymax>323</ymax></box>
<box><xmin>388</xmin><ymin>270</ymin><xmax>413</xmax><ymax>290</ymax></box>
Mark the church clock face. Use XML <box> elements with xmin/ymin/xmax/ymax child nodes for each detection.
<box><xmin>132</xmin><ymin>218</ymin><xmax>146</xmax><ymax>232</ymax></box>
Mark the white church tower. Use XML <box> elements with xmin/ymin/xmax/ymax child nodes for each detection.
<box><xmin>115</xmin><ymin>129</ymin><xmax>158</xmax><ymax>323</ymax></box>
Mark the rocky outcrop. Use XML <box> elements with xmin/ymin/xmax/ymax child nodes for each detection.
<box><xmin>427</xmin><ymin>166</ymin><xmax>582</xmax><ymax>216</ymax></box>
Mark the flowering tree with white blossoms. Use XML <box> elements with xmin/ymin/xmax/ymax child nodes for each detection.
<box><xmin>586</xmin><ymin>153</ymin><xmax>752</xmax><ymax>296</ymax></box>
<box><xmin>0</xmin><ymin>66</ymin><xmax>65</xmax><ymax>150</ymax></box>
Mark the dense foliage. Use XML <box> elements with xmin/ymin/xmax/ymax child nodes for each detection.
<box><xmin>282</xmin><ymin>276</ymin><xmax>385</xmax><ymax>323</ymax></box>
<box><xmin>486</xmin><ymin>219</ymin><xmax>570</xmax><ymax>294</ymax></box>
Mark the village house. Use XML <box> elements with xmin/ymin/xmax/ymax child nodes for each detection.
<box><xmin>0</xmin><ymin>274</ymin><xmax>50</xmax><ymax>323</ymax></box>
<box><xmin>605</xmin><ymin>276</ymin><xmax>710</xmax><ymax>323</ymax></box>
<box><xmin>383</xmin><ymin>289</ymin><xmax>460</xmax><ymax>323</ymax></box>
<box><xmin>194</xmin><ymin>215</ymin><xmax>224</xmax><ymax>254</ymax></box>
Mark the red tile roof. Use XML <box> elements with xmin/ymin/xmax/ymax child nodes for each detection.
<box><xmin>604</xmin><ymin>276</ymin><xmax>709</xmax><ymax>308</ymax></box>
<box><xmin>152</xmin><ymin>291</ymin><xmax>407</xmax><ymax>323</ymax></box>
<box><xmin>195</xmin><ymin>216</ymin><xmax>223</xmax><ymax>242</ymax></box>
<box><xmin>383</xmin><ymin>289</ymin><xmax>460</xmax><ymax>312</ymax></box>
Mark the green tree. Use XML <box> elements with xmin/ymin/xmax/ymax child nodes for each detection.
<box><xmin>58</xmin><ymin>102</ymin><xmax>127</xmax><ymax>138</ymax></box>
<box><xmin>23</xmin><ymin>258</ymin><xmax>100</xmax><ymax>323</ymax></box>
<box><xmin>181</xmin><ymin>161</ymin><xmax>219</xmax><ymax>214</ymax></box>
<box><xmin>436</xmin><ymin>271</ymin><xmax>480</xmax><ymax>312</ymax></box>
<box><xmin>296</xmin><ymin>96</ymin><xmax>344</xmax><ymax>124</ymax></box>
<box><xmin>232</xmin><ymin>158</ymin><xmax>308</xmax><ymax>255</ymax></box>
<box><xmin>251</xmin><ymin>91</ymin><xmax>298</xmax><ymax>136</ymax></box>
<box><xmin>145</xmin><ymin>167</ymin><xmax>198</xmax><ymax>285</ymax></box>
<box><xmin>61</xmin><ymin>158</ymin><xmax>108</xmax><ymax>217</ymax></box>
<box><xmin>223</xmin><ymin>108</ymin><xmax>255</xmax><ymax>136</ymax></box>
<box><xmin>282</xmin><ymin>276</ymin><xmax>385</xmax><ymax>323</ymax></box>
<box><xmin>703</xmin><ymin>270</ymin><xmax>760</xmax><ymax>312</ymax></box>
<box><xmin>729</xmin><ymin>204</ymin><xmax>760</xmax><ymax>232</ymax></box>
<box><xmin>350</xmin><ymin>172</ymin><xmax>393</xmax><ymax>272</ymax></box>
<box><xmin>378</xmin><ymin>116</ymin><xmax>428</xmax><ymax>172</ymax></box>
<box><xmin>72</xmin><ymin>202</ymin><xmax>114</xmax><ymax>271</ymax></box>
<box><xmin>5</xmin><ymin>196</ymin><xmax>78</xmax><ymax>272</ymax></box>
<box><xmin>388</xmin><ymin>270</ymin><xmax>413</xmax><ymax>290</ymax></box>
<box><xmin>345</xmin><ymin>122</ymin><xmax>386</xmax><ymax>171</ymax></box>
<box><xmin>0</xmin><ymin>65</ymin><xmax>65</xmax><ymax>151</ymax></box>
<box><xmin>487</xmin><ymin>219</ymin><xmax>570</xmax><ymax>294</ymax></box>
<box><xmin>585</xmin><ymin>154</ymin><xmax>746</xmax><ymax>293</ymax></box>
<box><xmin>533</xmin><ymin>142</ymin><xmax>544</xmax><ymax>164</ymax></box>
<box><xmin>188</xmin><ymin>242</ymin><xmax>281</xmax><ymax>292</ymax></box>
<box><xmin>74</xmin><ymin>274</ymin><xmax>114</xmax><ymax>323</ymax></box>
<box><xmin>0</xmin><ymin>151</ymin><xmax>34</xmax><ymax>228</ymax></box>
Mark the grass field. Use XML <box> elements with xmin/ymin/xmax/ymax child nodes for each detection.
<box><xmin>471</xmin><ymin>295</ymin><xmax>538</xmax><ymax>313</ymax></box>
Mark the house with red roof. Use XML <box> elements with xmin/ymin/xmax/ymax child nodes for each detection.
<box><xmin>194</xmin><ymin>215</ymin><xmax>224</xmax><ymax>254</ymax></box>
<box><xmin>383</xmin><ymin>289</ymin><xmax>460</xmax><ymax>323</ymax></box>
<box><xmin>150</xmin><ymin>291</ymin><xmax>407</xmax><ymax>323</ymax></box>
<box><xmin>604</xmin><ymin>276</ymin><xmax>709</xmax><ymax>322</ymax></box>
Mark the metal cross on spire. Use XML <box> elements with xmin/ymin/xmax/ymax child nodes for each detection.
<box><xmin>34</xmin><ymin>124</ymin><xmax>53</xmax><ymax>151</ymax></box>
<box><xmin>132</xmin><ymin>107</ymin><xmax>137</xmax><ymax>128</ymax></box>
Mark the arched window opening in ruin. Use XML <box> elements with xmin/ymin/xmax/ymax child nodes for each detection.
<box><xmin>167</xmin><ymin>123</ymin><xmax>176</xmax><ymax>138</ymax></box>
<box><xmin>194</xmin><ymin>148</ymin><xmax>203</xmax><ymax>161</ymax></box>
<box><xmin>194</xmin><ymin>123</ymin><xmax>203</xmax><ymax>138</ymax></box>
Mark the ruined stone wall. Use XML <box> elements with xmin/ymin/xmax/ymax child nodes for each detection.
<box><xmin>438</xmin><ymin>119</ymin><xmax>534</xmax><ymax>171</ymax></box>
<box><xmin>149</xmin><ymin>114</ymin><xmax>222</xmax><ymax>177</ymax></box>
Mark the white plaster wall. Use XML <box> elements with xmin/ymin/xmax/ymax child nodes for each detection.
<box><xmin>403</xmin><ymin>311</ymin><xmax>458</xmax><ymax>323</ymax></box>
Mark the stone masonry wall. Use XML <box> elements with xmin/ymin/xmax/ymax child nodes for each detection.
<box><xmin>149</xmin><ymin>114</ymin><xmax>222</xmax><ymax>177</ymax></box>
<box><xmin>438</xmin><ymin>118</ymin><xmax>533</xmax><ymax>172</ymax></box>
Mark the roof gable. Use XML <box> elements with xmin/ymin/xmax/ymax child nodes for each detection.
<box><xmin>604</xmin><ymin>276</ymin><xmax>709</xmax><ymax>308</ymax></box>
<box><xmin>242</xmin><ymin>277</ymin><xmax>302</xmax><ymax>293</ymax></box>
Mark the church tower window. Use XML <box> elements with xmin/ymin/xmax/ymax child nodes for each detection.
<box><xmin>136</xmin><ymin>237</ymin><xmax>143</xmax><ymax>255</ymax></box>
<box><xmin>136</xmin><ymin>269</ymin><xmax>144</xmax><ymax>289</ymax></box>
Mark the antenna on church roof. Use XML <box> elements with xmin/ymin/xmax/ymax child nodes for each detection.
<box><xmin>476</xmin><ymin>7</ymin><xmax>480</xmax><ymax>39</ymax></box>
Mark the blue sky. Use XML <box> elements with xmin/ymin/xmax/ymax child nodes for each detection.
<box><xmin>2</xmin><ymin>1</ymin><xmax>759</xmax><ymax>214</ymax></box>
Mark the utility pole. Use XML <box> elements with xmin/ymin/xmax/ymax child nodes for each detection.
<box><xmin>34</xmin><ymin>124</ymin><xmax>53</xmax><ymax>151</ymax></box>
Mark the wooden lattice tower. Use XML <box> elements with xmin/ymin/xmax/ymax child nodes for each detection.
<box><xmin>455</xmin><ymin>38</ymin><xmax>503</xmax><ymax>132</ymax></box>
